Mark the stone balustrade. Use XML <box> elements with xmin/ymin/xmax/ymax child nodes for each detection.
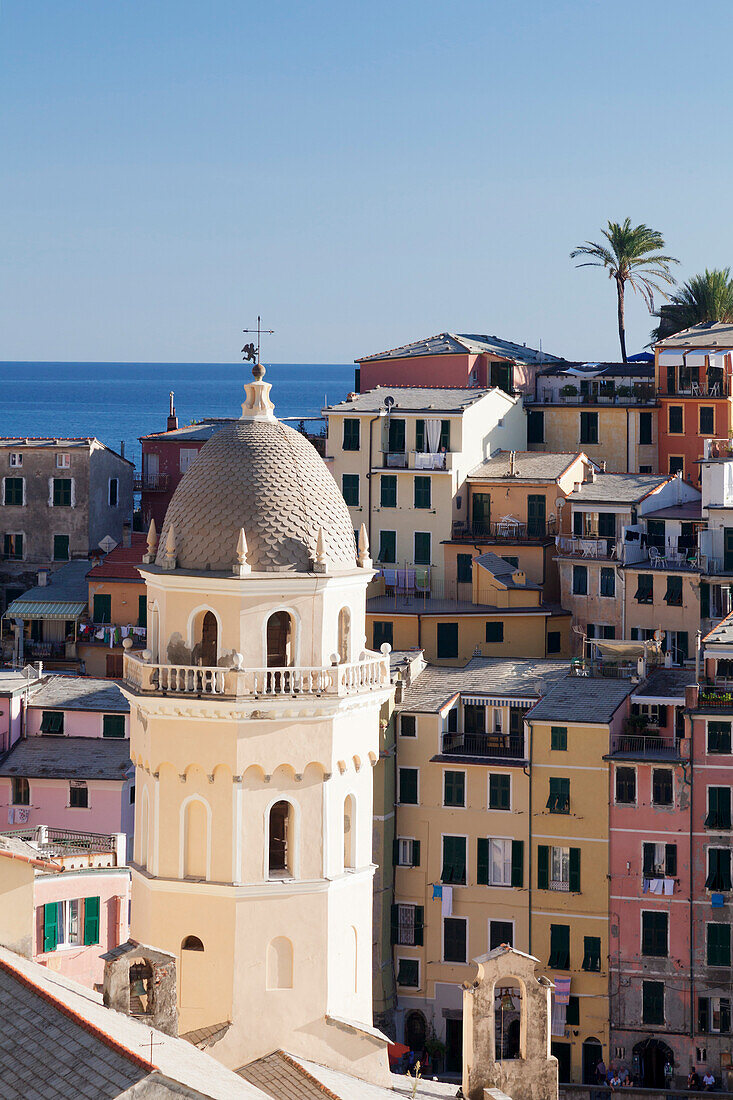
<box><xmin>123</xmin><ymin>652</ymin><xmax>389</xmax><ymax>699</ymax></box>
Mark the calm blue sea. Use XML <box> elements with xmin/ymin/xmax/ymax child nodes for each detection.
<box><xmin>0</xmin><ymin>362</ymin><xmax>354</xmax><ymax>468</ymax></box>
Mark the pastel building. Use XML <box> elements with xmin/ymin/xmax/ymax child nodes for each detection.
<box><xmin>81</xmin><ymin>531</ymin><xmax>148</xmax><ymax>678</ymax></box>
<box><xmin>699</xmin><ymin>440</ymin><xmax>733</xmax><ymax>631</ymax></box>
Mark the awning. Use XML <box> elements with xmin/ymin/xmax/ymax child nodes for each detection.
<box><xmin>3</xmin><ymin>600</ymin><xmax>87</xmax><ymax>621</ymax></box>
<box><xmin>594</xmin><ymin>639</ymin><xmax>662</xmax><ymax>659</ymax></box>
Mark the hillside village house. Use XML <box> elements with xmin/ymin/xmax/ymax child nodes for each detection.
<box><xmin>355</xmin><ymin>332</ymin><xmax>565</xmax><ymax>397</ymax></box>
<box><xmin>81</xmin><ymin>530</ymin><xmax>148</xmax><ymax>677</ymax></box>
<box><xmin>700</xmin><ymin>437</ymin><xmax>733</xmax><ymax>631</ymax></box>
<box><xmin>324</xmin><ymin>386</ymin><xmax>527</xmax><ymax>593</ymax></box>
<box><xmin>2</xmin><ymin>559</ymin><xmax>92</xmax><ymax>670</ymax></box>
<box><xmin>526</xmin><ymin>361</ymin><xmax>657</xmax><ymax>475</ymax></box>
<box><xmin>0</xmin><ymin>436</ymin><xmax>133</xmax><ymax>613</ymax></box>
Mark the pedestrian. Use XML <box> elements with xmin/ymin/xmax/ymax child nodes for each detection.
<box><xmin>703</xmin><ymin>1070</ymin><xmax>715</xmax><ymax>1090</ymax></box>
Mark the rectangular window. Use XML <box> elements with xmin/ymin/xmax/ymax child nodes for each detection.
<box><xmin>456</xmin><ymin>553</ymin><xmax>472</xmax><ymax>583</ymax></box>
<box><xmin>52</xmin><ymin>478</ymin><xmax>72</xmax><ymax>506</ymax></box>
<box><xmin>108</xmin><ymin>478</ymin><xmax>119</xmax><ymax>507</ymax></box>
<box><xmin>551</xmin><ymin>726</ymin><xmax>568</xmax><ymax>751</ymax></box>
<box><xmin>444</xmin><ymin>771</ymin><xmax>465</xmax><ymax>808</ymax></box>
<box><xmin>566</xmin><ymin>996</ymin><xmax>579</xmax><ymax>1026</ymax></box>
<box><xmin>398</xmin><ymin>768</ymin><xmax>418</xmax><ymax>805</ymax></box>
<box><xmin>400</xmin><ymin>714</ymin><xmax>416</xmax><ymax>738</ymax></box>
<box><xmin>547</xmin><ymin>630</ymin><xmax>561</xmax><ymax>654</ymax></box>
<box><xmin>707</xmin><ymin>922</ymin><xmax>731</xmax><ymax>967</ymax></box>
<box><xmin>93</xmin><ymin>594</ymin><xmax>112</xmax><ymax>624</ymax></box>
<box><xmin>600</xmin><ymin>567</ymin><xmax>615</xmax><ymax>598</ymax></box>
<box><xmin>69</xmin><ymin>783</ymin><xmax>88</xmax><ymax>809</ymax></box>
<box><xmin>548</xmin><ymin>924</ymin><xmax>570</xmax><ymax>969</ymax></box>
<box><xmin>138</xmin><ymin>595</ymin><xmax>147</xmax><ymax>628</ymax></box>
<box><xmin>635</xmin><ymin>574</ymin><xmax>654</xmax><ymax>604</ymax></box>
<box><xmin>488</xmin><ymin>773</ymin><xmax>510</xmax><ymax>811</ymax></box>
<box><xmin>53</xmin><ymin>534</ymin><xmax>70</xmax><ymax>562</ymax></box>
<box><xmin>706</xmin><ymin>787</ymin><xmax>732</xmax><ymax>830</ymax></box>
<box><xmin>665</xmin><ymin>576</ymin><xmax>683</xmax><ymax>606</ymax></box>
<box><xmin>443</xmin><ymin>916</ymin><xmax>467</xmax><ymax>963</ymax></box>
<box><xmin>436</xmin><ymin>622</ymin><xmax>458</xmax><ymax>659</ymax></box>
<box><xmin>396</xmin><ymin>958</ymin><xmax>419</xmax><ymax>988</ymax></box>
<box><xmin>477</xmin><ymin>838</ymin><xmax>522</xmax><ymax>887</ymax></box>
<box><xmin>3</xmin><ymin>477</ymin><xmax>23</xmax><ymax>506</ymax></box>
<box><xmin>572</xmin><ymin>565</ymin><xmax>587</xmax><ymax>595</ymax></box>
<box><xmin>643</xmin><ymin>981</ymin><xmax>665</xmax><ymax>1026</ymax></box>
<box><xmin>341</xmin><ymin>474</ymin><xmax>360</xmax><ymax>506</ymax></box>
<box><xmin>378</xmin><ymin>530</ymin><xmax>396</xmax><ymax>563</ymax></box>
<box><xmin>708</xmin><ymin>722</ymin><xmax>732</xmax><ymax>754</ymax></box>
<box><xmin>706</xmin><ymin>848</ymin><xmax>732</xmax><ymax>891</ymax></box>
<box><xmin>103</xmin><ymin>714</ymin><xmax>125</xmax><ymax>739</ymax></box>
<box><xmin>639</xmin><ymin>411</ymin><xmax>653</xmax><ymax>446</ymax></box>
<box><xmin>388</xmin><ymin>418</ymin><xmax>405</xmax><ymax>454</ymax></box>
<box><xmin>489</xmin><ymin>920</ymin><xmax>514</xmax><ymax>951</ymax></box>
<box><xmin>342</xmin><ymin>419</ymin><xmax>360</xmax><ymax>451</ymax></box>
<box><xmin>414</xmin><ymin>531</ymin><xmax>431</xmax><ymax>565</ymax></box>
<box><xmin>40</xmin><ymin>711</ymin><xmax>64</xmax><ymax>735</ymax></box>
<box><xmin>441</xmin><ymin>835</ymin><xmax>467</xmax><ymax>884</ymax></box>
<box><xmin>641</xmin><ymin>911</ymin><xmax>668</xmax><ymax>957</ymax></box>
<box><xmin>652</xmin><ymin>769</ymin><xmax>673</xmax><ymax>806</ymax></box>
<box><xmin>11</xmin><ymin>777</ymin><xmax>29</xmax><ymax>805</ymax></box>
<box><xmin>580</xmin><ymin>411</ymin><xmax>598</xmax><ymax>445</ymax></box>
<box><xmin>391</xmin><ymin>903</ymin><xmax>424</xmax><ymax>946</ymax></box>
<box><xmin>527</xmin><ymin>409</ymin><xmax>544</xmax><ymax>444</ymax></box>
<box><xmin>380</xmin><ymin>475</ymin><xmax>397</xmax><ymax>508</ymax></box>
<box><xmin>669</xmin><ymin>405</ymin><xmax>683</xmax><ymax>434</ymax></box>
<box><xmin>179</xmin><ymin>447</ymin><xmax>197</xmax><ymax>472</ymax></box>
<box><xmin>485</xmin><ymin>621</ymin><xmax>504</xmax><ymax>644</ymax></box>
<box><xmin>8</xmin><ymin>453</ymin><xmax>22</xmax><ymax>467</ymax></box>
<box><xmin>4</xmin><ymin>533</ymin><xmax>23</xmax><ymax>560</ymax></box>
<box><xmin>669</xmin><ymin>456</ymin><xmax>684</xmax><ymax>477</ymax></box>
<box><xmin>616</xmin><ymin>766</ymin><xmax>636</xmax><ymax>803</ymax></box>
<box><xmin>547</xmin><ymin>777</ymin><xmax>570</xmax><ymax>814</ymax></box>
<box><xmin>700</xmin><ymin>406</ymin><xmax>715</xmax><ymax>435</ymax></box>
<box><xmin>414</xmin><ymin>476</ymin><xmax>431</xmax><ymax>509</ymax></box>
<box><xmin>464</xmin><ymin>703</ymin><xmax>485</xmax><ymax>734</ymax></box>
<box><xmin>582</xmin><ymin>936</ymin><xmax>601</xmax><ymax>972</ymax></box>
<box><xmin>395</xmin><ymin>838</ymin><xmax>420</xmax><ymax>867</ymax></box>
<box><xmin>643</xmin><ymin>842</ymin><xmax>677</xmax><ymax>878</ymax></box>
<box><xmin>373</xmin><ymin>621</ymin><xmax>393</xmax><ymax>650</ymax></box>
<box><xmin>699</xmin><ymin>996</ymin><xmax>731</xmax><ymax>1034</ymax></box>
<box><xmin>56</xmin><ymin>453</ymin><xmax>70</xmax><ymax>468</ymax></box>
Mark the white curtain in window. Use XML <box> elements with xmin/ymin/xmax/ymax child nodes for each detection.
<box><xmin>425</xmin><ymin>418</ymin><xmax>441</xmax><ymax>453</ymax></box>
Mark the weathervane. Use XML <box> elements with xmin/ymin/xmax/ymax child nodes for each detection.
<box><xmin>242</xmin><ymin>315</ymin><xmax>274</xmax><ymax>364</ymax></box>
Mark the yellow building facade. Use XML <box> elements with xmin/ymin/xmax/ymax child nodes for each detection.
<box><xmin>526</xmin><ymin>403</ymin><xmax>658</xmax><ymax>476</ymax></box>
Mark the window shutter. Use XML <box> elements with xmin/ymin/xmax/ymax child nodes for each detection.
<box><xmin>43</xmin><ymin>903</ymin><xmax>58</xmax><ymax>953</ymax></box>
<box><xmin>569</xmin><ymin>848</ymin><xmax>581</xmax><ymax>893</ymax></box>
<box><xmin>665</xmin><ymin>844</ymin><xmax>677</xmax><ymax>877</ymax></box>
<box><xmin>83</xmin><ymin>896</ymin><xmax>100</xmax><ymax>945</ymax></box>
<box><xmin>699</xmin><ymin>997</ymin><xmax>710</xmax><ymax>1033</ymax></box>
<box><xmin>642</xmin><ymin>843</ymin><xmax>655</xmax><ymax>876</ymax></box>
<box><xmin>413</xmin><ymin>840</ymin><xmax>420</xmax><ymax>867</ymax></box>
<box><xmin>414</xmin><ymin>906</ymin><xmax>424</xmax><ymax>947</ymax></box>
<box><xmin>511</xmin><ymin>840</ymin><xmax>524</xmax><ymax>888</ymax></box>
<box><xmin>538</xmin><ymin>845</ymin><xmax>549</xmax><ymax>889</ymax></box>
<box><xmin>393</xmin><ymin>838</ymin><xmax>400</xmax><ymax>867</ymax></box>
<box><xmin>477</xmin><ymin>838</ymin><xmax>489</xmax><ymax>886</ymax></box>
<box><xmin>390</xmin><ymin>904</ymin><xmax>399</xmax><ymax>945</ymax></box>
<box><xmin>722</xmin><ymin>788</ymin><xmax>732</xmax><ymax>829</ymax></box>
<box><xmin>706</xmin><ymin>787</ymin><xmax>720</xmax><ymax>829</ymax></box>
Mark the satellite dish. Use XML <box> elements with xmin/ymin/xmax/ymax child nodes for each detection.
<box><xmin>98</xmin><ymin>536</ymin><xmax>117</xmax><ymax>553</ymax></box>
<box><xmin>555</xmin><ymin>498</ymin><xmax>565</xmax><ymax>511</ymax></box>
<box><xmin>22</xmin><ymin>665</ymin><xmax>36</xmax><ymax>678</ymax></box>
<box><xmin>384</xmin><ymin>395</ymin><xmax>395</xmax><ymax>410</ymax></box>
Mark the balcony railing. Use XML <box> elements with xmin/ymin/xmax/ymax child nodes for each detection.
<box><xmin>123</xmin><ymin>652</ymin><xmax>389</xmax><ymax>698</ymax></box>
<box><xmin>571</xmin><ymin>660</ymin><xmax>638</xmax><ymax>679</ymax></box>
<box><xmin>697</xmin><ymin>685</ymin><xmax>733</xmax><ymax>709</ymax></box>
<box><xmin>383</xmin><ymin>451</ymin><xmax>407</xmax><ymax>468</ymax></box>
<box><xmin>535</xmin><ymin>387</ymin><xmax>656</xmax><ymax>406</ymax></box>
<box><xmin>451</xmin><ymin>518</ymin><xmax>556</xmax><ymax>542</ymax></box>
<box><xmin>440</xmin><ymin>732</ymin><xmax>525</xmax><ymax>759</ymax></box>
<box><xmin>133</xmin><ymin>472</ymin><xmax>170</xmax><ymax>492</ymax></box>
<box><xmin>556</xmin><ymin>535</ymin><xmax>620</xmax><ymax>560</ymax></box>
<box><xmin>609</xmin><ymin>733</ymin><xmax>681</xmax><ymax>758</ymax></box>
<box><xmin>413</xmin><ymin>451</ymin><xmax>447</xmax><ymax>470</ymax></box>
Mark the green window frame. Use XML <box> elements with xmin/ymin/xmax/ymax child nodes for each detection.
<box><xmin>380</xmin><ymin>475</ymin><xmax>397</xmax><ymax>508</ymax></box>
<box><xmin>641</xmin><ymin>910</ymin><xmax>668</xmax><ymax>957</ymax></box>
<box><xmin>436</xmin><ymin>622</ymin><xmax>458</xmax><ymax>659</ymax></box>
<box><xmin>708</xmin><ymin>722</ymin><xmax>732</xmax><ymax>754</ymax></box>
<box><xmin>342</xmin><ymin>418</ymin><xmax>360</xmax><ymax>451</ymax></box>
<box><xmin>53</xmin><ymin>478</ymin><xmax>72</xmax><ymax>506</ymax></box>
<box><xmin>43</xmin><ymin>902</ymin><xmax>58</xmax><ymax>952</ymax></box>
<box><xmin>706</xmin><ymin>787</ymin><xmax>732</xmax><ymax>830</ymax></box>
<box><xmin>372</xmin><ymin>621</ymin><xmax>393</xmax><ymax>650</ymax></box>
<box><xmin>93</xmin><ymin>594</ymin><xmax>112</xmax><ymax>624</ymax></box>
<box><xmin>485</xmin><ymin>621</ymin><xmax>504</xmax><ymax>644</ymax></box>
<box><xmin>600</xmin><ymin>567</ymin><xmax>615</xmax><ymax>597</ymax></box>
<box><xmin>378</xmin><ymin>530</ymin><xmax>396</xmax><ymax>563</ymax></box>
<box><xmin>456</xmin><ymin>553</ymin><xmax>472</xmax><ymax>584</ymax></box>
<box><xmin>443</xmin><ymin>771</ymin><xmax>465</xmax><ymax>808</ymax></box>
<box><xmin>572</xmin><ymin>565</ymin><xmax>587</xmax><ymax>595</ymax></box>
<box><xmin>398</xmin><ymin>767</ymin><xmax>418</xmax><ymax>805</ymax></box>
<box><xmin>443</xmin><ymin>916</ymin><xmax>467</xmax><ymax>963</ymax></box>
<box><xmin>707</xmin><ymin>922</ymin><xmax>731</xmax><ymax>967</ymax></box>
<box><xmin>579</xmin><ymin>411</ymin><xmax>598</xmax><ymax>445</ymax></box>
<box><xmin>639</xmin><ymin>411</ymin><xmax>653</xmax><ymax>446</ymax></box>
<box><xmin>3</xmin><ymin>533</ymin><xmax>23</xmax><ymax>560</ymax></box>
<box><xmin>546</xmin><ymin>777</ymin><xmax>570</xmax><ymax>814</ymax></box>
<box><xmin>388</xmin><ymin>418</ymin><xmax>405</xmax><ymax>454</ymax></box>
<box><xmin>414</xmin><ymin>531</ymin><xmax>431</xmax><ymax>565</ymax></box>
<box><xmin>83</xmin><ymin>896</ymin><xmax>100</xmax><ymax>945</ymax></box>
<box><xmin>488</xmin><ymin>773</ymin><xmax>510</xmax><ymax>811</ymax></box>
<box><xmin>103</xmin><ymin>714</ymin><xmax>125</xmax><ymax>739</ymax></box>
<box><xmin>138</xmin><ymin>595</ymin><xmax>147</xmax><ymax>628</ymax></box>
<box><xmin>706</xmin><ymin>848</ymin><xmax>732</xmax><ymax>891</ymax></box>
<box><xmin>390</xmin><ymin>903</ymin><xmax>424</xmax><ymax>946</ymax></box>
<box><xmin>548</xmin><ymin>924</ymin><xmax>570</xmax><ymax>969</ymax></box>
<box><xmin>441</xmin><ymin>835</ymin><xmax>467</xmax><ymax>884</ymax></box>
<box><xmin>341</xmin><ymin>473</ymin><xmax>360</xmax><ymax>507</ymax></box>
<box><xmin>396</xmin><ymin>958</ymin><xmax>419</xmax><ymax>987</ymax></box>
<box><xmin>643</xmin><ymin>980</ymin><xmax>665</xmax><ymax>1025</ymax></box>
<box><xmin>40</xmin><ymin>711</ymin><xmax>64</xmax><ymax>734</ymax></box>
<box><xmin>635</xmin><ymin>573</ymin><xmax>654</xmax><ymax>604</ymax></box>
<box><xmin>53</xmin><ymin>534</ymin><xmax>70</xmax><ymax>561</ymax></box>
<box><xmin>3</xmin><ymin>477</ymin><xmax>23</xmax><ymax>506</ymax></box>
<box><xmin>551</xmin><ymin>726</ymin><xmax>567</xmax><ymax>751</ymax></box>
<box><xmin>582</xmin><ymin>936</ymin><xmax>601</xmax><ymax>972</ymax></box>
<box><xmin>665</xmin><ymin>575</ymin><xmax>683</xmax><ymax>606</ymax></box>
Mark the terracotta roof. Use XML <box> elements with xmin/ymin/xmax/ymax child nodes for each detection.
<box><xmin>238</xmin><ymin>1050</ymin><xmax>342</xmax><ymax>1100</ymax></box>
<box><xmin>87</xmin><ymin>533</ymin><xmax>147</xmax><ymax>581</ymax></box>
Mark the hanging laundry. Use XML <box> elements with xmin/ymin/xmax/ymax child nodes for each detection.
<box><xmin>432</xmin><ymin>884</ymin><xmax>443</xmax><ymax>900</ymax></box>
<box><xmin>441</xmin><ymin>886</ymin><xmax>453</xmax><ymax>917</ymax></box>
<box><xmin>554</xmin><ymin>976</ymin><xmax>571</xmax><ymax>1005</ymax></box>
<box><xmin>551</xmin><ymin>1000</ymin><xmax>567</xmax><ymax>1037</ymax></box>
<box><xmin>663</xmin><ymin>878</ymin><xmax>674</xmax><ymax>896</ymax></box>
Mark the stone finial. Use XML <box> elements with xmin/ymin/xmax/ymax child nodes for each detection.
<box><xmin>241</xmin><ymin>363</ymin><xmax>276</xmax><ymax>421</ymax></box>
<box><xmin>143</xmin><ymin>518</ymin><xmax>158</xmax><ymax>564</ymax></box>
<box><xmin>233</xmin><ymin>528</ymin><xmax>251</xmax><ymax>576</ymax></box>
<box><xmin>357</xmin><ymin>523</ymin><xmax>372</xmax><ymax>568</ymax></box>
<box><xmin>161</xmin><ymin>524</ymin><xmax>177</xmax><ymax>571</ymax></box>
<box><xmin>313</xmin><ymin>526</ymin><xmax>329</xmax><ymax>573</ymax></box>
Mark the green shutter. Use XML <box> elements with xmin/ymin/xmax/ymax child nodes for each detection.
<box><xmin>706</xmin><ymin>787</ymin><xmax>719</xmax><ymax>829</ymax></box>
<box><xmin>582</xmin><ymin>936</ymin><xmax>601</xmax><ymax>972</ymax></box>
<box><xmin>721</xmin><ymin>788</ymin><xmax>732</xmax><ymax>829</ymax></box>
<box><xmin>549</xmin><ymin>924</ymin><xmax>570</xmax><ymax>969</ymax></box>
<box><xmin>708</xmin><ymin>923</ymin><xmax>731</xmax><ymax>967</ymax></box>
<box><xmin>390</xmin><ymin>904</ymin><xmax>399</xmax><ymax>945</ymax></box>
<box><xmin>538</xmin><ymin>845</ymin><xmax>549</xmax><ymax>889</ymax></box>
<box><xmin>415</xmin><ymin>420</ymin><xmax>425</xmax><ymax>452</ymax></box>
<box><xmin>393</xmin><ymin>838</ymin><xmax>400</xmax><ymax>866</ymax></box>
<box><xmin>569</xmin><ymin>848</ymin><xmax>581</xmax><ymax>893</ymax></box>
<box><xmin>103</xmin><ymin>714</ymin><xmax>125</xmax><ymax>738</ymax></box>
<box><xmin>511</xmin><ymin>840</ymin><xmax>524</xmax><ymax>888</ymax></box>
<box><xmin>138</xmin><ymin>595</ymin><xmax>147</xmax><ymax>627</ymax></box>
<box><xmin>665</xmin><ymin>844</ymin><xmax>677</xmax><ymax>877</ymax></box>
<box><xmin>551</xmin><ymin>726</ymin><xmax>567</xmax><ymax>751</ymax></box>
<box><xmin>83</xmin><ymin>896</ymin><xmax>100</xmax><ymax>945</ymax></box>
<box><xmin>414</xmin><ymin>906</ymin><xmax>424</xmax><ymax>947</ymax></box>
<box><xmin>413</xmin><ymin>840</ymin><xmax>420</xmax><ymax>867</ymax></box>
<box><xmin>43</xmin><ymin>903</ymin><xmax>58</xmax><ymax>952</ymax></box>
<box><xmin>477</xmin><ymin>838</ymin><xmax>489</xmax><ymax>885</ymax></box>
<box><xmin>93</xmin><ymin>594</ymin><xmax>112</xmax><ymax>624</ymax></box>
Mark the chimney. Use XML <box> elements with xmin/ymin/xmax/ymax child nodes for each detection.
<box><xmin>167</xmin><ymin>391</ymin><xmax>178</xmax><ymax>432</ymax></box>
<box><xmin>120</xmin><ymin>441</ymin><xmax>125</xmax><ymax>458</ymax></box>
<box><xmin>122</xmin><ymin>522</ymin><xmax>132</xmax><ymax>548</ymax></box>
<box><xmin>37</xmin><ymin>571</ymin><xmax>48</xmax><ymax>587</ymax></box>
<box><xmin>509</xmin><ymin>450</ymin><xmax>516</xmax><ymax>476</ymax></box>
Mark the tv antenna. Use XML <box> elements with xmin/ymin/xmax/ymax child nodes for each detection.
<box><xmin>242</xmin><ymin>316</ymin><xmax>274</xmax><ymax>364</ymax></box>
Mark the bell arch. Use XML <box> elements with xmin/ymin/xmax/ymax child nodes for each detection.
<box><xmin>266</xmin><ymin>610</ymin><xmax>295</xmax><ymax>667</ymax></box>
<box><xmin>265</xmin><ymin>797</ymin><xmax>299</xmax><ymax>879</ymax></box>
<box><xmin>188</xmin><ymin>605</ymin><xmax>221</xmax><ymax>666</ymax></box>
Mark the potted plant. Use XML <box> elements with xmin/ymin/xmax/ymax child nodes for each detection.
<box><xmin>424</xmin><ymin>1036</ymin><xmax>446</xmax><ymax>1074</ymax></box>
<box><xmin>560</xmin><ymin>384</ymin><xmax>579</xmax><ymax>398</ymax></box>
<box><xmin>616</xmin><ymin>385</ymin><xmax>633</xmax><ymax>398</ymax></box>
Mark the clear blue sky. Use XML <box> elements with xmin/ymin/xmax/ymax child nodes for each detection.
<box><xmin>1</xmin><ymin>0</ymin><xmax>730</xmax><ymax>364</ymax></box>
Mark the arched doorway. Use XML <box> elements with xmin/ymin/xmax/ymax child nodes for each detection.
<box><xmin>338</xmin><ymin>607</ymin><xmax>351</xmax><ymax>664</ymax></box>
<box><xmin>405</xmin><ymin>1010</ymin><xmax>427</xmax><ymax>1053</ymax></box>
<box><xmin>269</xmin><ymin>800</ymin><xmax>292</xmax><ymax>876</ymax></box>
<box><xmin>180</xmin><ymin>936</ymin><xmax>205</xmax><ymax>1011</ymax></box>
<box><xmin>200</xmin><ymin>612</ymin><xmax>217</xmax><ymax>666</ymax></box>
<box><xmin>267</xmin><ymin>612</ymin><xmax>293</xmax><ymax>667</ymax></box>
<box><xmin>633</xmin><ymin>1037</ymin><xmax>674</xmax><ymax>1089</ymax></box>
<box><xmin>582</xmin><ymin>1037</ymin><xmax>603</xmax><ymax>1084</ymax></box>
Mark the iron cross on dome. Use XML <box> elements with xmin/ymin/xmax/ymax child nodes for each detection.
<box><xmin>242</xmin><ymin>316</ymin><xmax>275</xmax><ymax>364</ymax></box>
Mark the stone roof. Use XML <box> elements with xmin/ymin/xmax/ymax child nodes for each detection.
<box><xmin>0</xmin><ymin>736</ymin><xmax>131</xmax><ymax>781</ymax></box>
<box><xmin>475</xmin><ymin>553</ymin><xmax>541</xmax><ymax>589</ymax></box>
<box><xmin>632</xmin><ymin>668</ymin><xmax>696</xmax><ymax>702</ymax></box>
<box><xmin>528</xmin><ymin>675</ymin><xmax>634</xmax><ymax>724</ymax></box>
<box><xmin>356</xmin><ymin>332</ymin><xmax>564</xmax><ymax>365</ymax></box>
<box><xmin>27</xmin><ymin>676</ymin><xmax>129</xmax><ymax>713</ymax></box>
<box><xmin>327</xmin><ymin>387</ymin><xmax>495</xmax><ymax>414</ymax></box>
<box><xmin>8</xmin><ymin>560</ymin><xmax>92</xmax><ymax>606</ymax></box>
<box><xmin>157</xmin><ymin>418</ymin><xmax>357</xmax><ymax>574</ymax></box>
<box><xmin>398</xmin><ymin>657</ymin><xmax>569</xmax><ymax>713</ymax></box>
<box><xmin>0</xmin><ymin>670</ymin><xmax>44</xmax><ymax>697</ymax></box>
<box><xmin>704</xmin><ymin>610</ymin><xmax>733</xmax><ymax>647</ymax></box>
<box><xmin>642</xmin><ymin>500</ymin><xmax>703</xmax><ymax>521</ymax></box>
<box><xmin>367</xmin><ymin>595</ymin><xmax>567</xmax><ymax>616</ymax></box>
<box><xmin>86</xmin><ymin>533</ymin><xmax>147</xmax><ymax>581</ymax></box>
<box><xmin>140</xmin><ymin>418</ymin><xmax>237</xmax><ymax>443</ymax></box>
<box><xmin>657</xmin><ymin>321</ymin><xmax>733</xmax><ymax>348</ymax></box>
<box><xmin>238</xmin><ymin>1050</ymin><xmax>458</xmax><ymax>1100</ymax></box>
<box><xmin>568</xmin><ymin>473</ymin><xmax>670</xmax><ymax>505</ymax></box>
<box><xmin>470</xmin><ymin>451</ymin><xmax>584</xmax><ymax>481</ymax></box>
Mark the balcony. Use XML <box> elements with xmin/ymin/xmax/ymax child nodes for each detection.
<box><xmin>383</xmin><ymin>451</ymin><xmax>407</xmax><ymax>468</ymax></box>
<box><xmin>380</xmin><ymin>450</ymin><xmax>452</xmax><ymax>471</ymax></box>
<box><xmin>609</xmin><ymin>733</ymin><xmax>682</xmax><ymax>759</ymax></box>
<box><xmin>696</xmin><ymin>684</ymin><xmax>733</xmax><ymax>710</ymax></box>
<box><xmin>440</xmin><ymin>731</ymin><xmax>525</xmax><ymax>759</ymax></box>
<box><xmin>555</xmin><ymin>535</ymin><xmax>619</xmax><ymax>560</ymax></box>
<box><xmin>451</xmin><ymin>518</ymin><xmax>556</xmax><ymax>542</ymax></box>
<box><xmin>133</xmin><ymin>472</ymin><xmax>170</xmax><ymax>492</ymax></box>
<box><xmin>535</xmin><ymin>386</ymin><xmax>656</xmax><ymax>406</ymax></box>
<box><xmin>571</xmin><ymin>660</ymin><xmax>639</xmax><ymax>679</ymax></box>
<box><xmin>123</xmin><ymin>652</ymin><xmax>389</xmax><ymax>698</ymax></box>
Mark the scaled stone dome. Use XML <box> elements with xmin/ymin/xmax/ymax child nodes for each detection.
<box><xmin>156</xmin><ymin>416</ymin><xmax>358</xmax><ymax>574</ymax></box>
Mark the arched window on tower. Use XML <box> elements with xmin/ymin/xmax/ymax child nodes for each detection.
<box><xmin>199</xmin><ymin>611</ymin><xmax>218</xmax><ymax>667</ymax></box>
<box><xmin>269</xmin><ymin>800</ymin><xmax>293</xmax><ymax>877</ymax></box>
<box><xmin>267</xmin><ymin>612</ymin><xmax>293</xmax><ymax>667</ymax></box>
<box><xmin>181</xmin><ymin>935</ymin><xmax>204</xmax><ymax>951</ymax></box>
<box><xmin>338</xmin><ymin>607</ymin><xmax>351</xmax><ymax>664</ymax></box>
<box><xmin>343</xmin><ymin>795</ymin><xmax>355</xmax><ymax>870</ymax></box>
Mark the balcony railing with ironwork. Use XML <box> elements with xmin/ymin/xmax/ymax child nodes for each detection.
<box><xmin>609</xmin><ymin>733</ymin><xmax>681</xmax><ymax>758</ymax></box>
<box><xmin>535</xmin><ymin>386</ymin><xmax>656</xmax><ymax>406</ymax></box>
<box><xmin>555</xmin><ymin>535</ymin><xmax>620</xmax><ymax>561</ymax></box>
<box><xmin>440</xmin><ymin>731</ymin><xmax>525</xmax><ymax>759</ymax></box>
<box><xmin>123</xmin><ymin>651</ymin><xmax>389</xmax><ymax>698</ymax></box>
<box><xmin>383</xmin><ymin>451</ymin><xmax>408</xmax><ymax>468</ymax></box>
<box><xmin>697</xmin><ymin>684</ymin><xmax>733</xmax><ymax>710</ymax></box>
<box><xmin>570</xmin><ymin>660</ymin><xmax>639</xmax><ymax>679</ymax></box>
<box><xmin>451</xmin><ymin>518</ymin><xmax>556</xmax><ymax>542</ymax></box>
<box><xmin>133</xmin><ymin>472</ymin><xmax>170</xmax><ymax>492</ymax></box>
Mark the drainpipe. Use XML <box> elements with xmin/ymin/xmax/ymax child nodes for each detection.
<box><xmin>526</xmin><ymin>716</ymin><xmax>534</xmax><ymax>955</ymax></box>
<box><xmin>366</xmin><ymin>411</ymin><xmax>387</xmax><ymax>550</ymax></box>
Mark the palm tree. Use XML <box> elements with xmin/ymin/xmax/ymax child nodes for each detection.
<box><xmin>652</xmin><ymin>268</ymin><xmax>733</xmax><ymax>341</ymax></box>
<box><xmin>571</xmin><ymin>219</ymin><xmax>678</xmax><ymax>361</ymax></box>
